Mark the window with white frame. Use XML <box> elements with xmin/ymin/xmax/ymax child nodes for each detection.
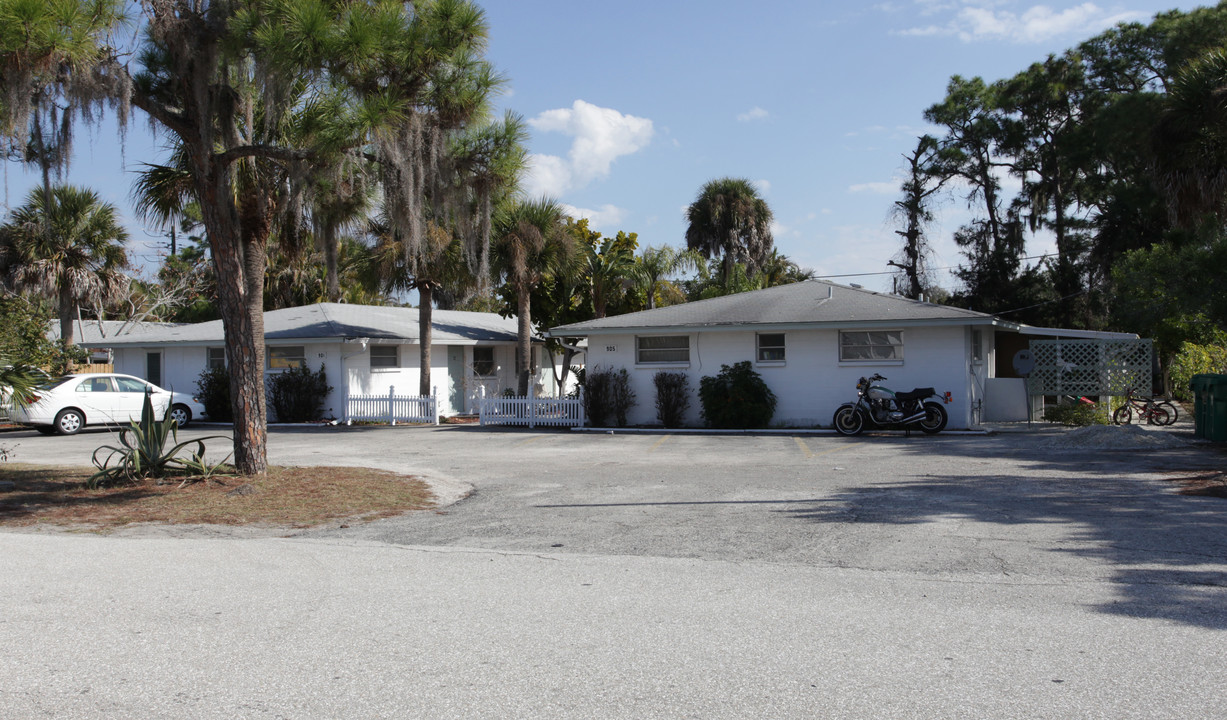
<box><xmin>636</xmin><ymin>335</ymin><xmax>690</xmax><ymax>364</ymax></box>
<box><xmin>268</xmin><ymin>346</ymin><xmax>306</xmax><ymax>369</ymax></box>
<box><xmin>472</xmin><ymin>347</ymin><xmax>496</xmax><ymax>376</ymax></box>
<box><xmin>207</xmin><ymin>347</ymin><xmax>226</xmax><ymax>370</ymax></box>
<box><xmin>757</xmin><ymin>333</ymin><xmax>786</xmax><ymax>362</ymax></box>
<box><xmin>370</xmin><ymin>345</ymin><xmax>398</xmax><ymax>369</ymax></box>
<box><xmin>839</xmin><ymin>330</ymin><xmax>903</xmax><ymax>362</ymax></box>
<box><xmin>971</xmin><ymin>329</ymin><xmax>984</xmax><ymax>364</ymax></box>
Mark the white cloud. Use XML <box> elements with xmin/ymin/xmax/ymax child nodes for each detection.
<box><xmin>753</xmin><ymin>179</ymin><xmax>772</xmax><ymax>194</ymax></box>
<box><xmin>896</xmin><ymin>2</ymin><xmax>1145</xmax><ymax>44</ymax></box>
<box><xmin>561</xmin><ymin>203</ymin><xmax>627</xmax><ymax>232</ymax></box>
<box><xmin>524</xmin><ymin>100</ymin><xmax>654</xmax><ymax>197</ymax></box>
<box><xmin>849</xmin><ymin>181</ymin><xmax>899</xmax><ymax>195</ymax></box>
<box><xmin>737</xmin><ymin>106</ymin><xmax>770</xmax><ymax>122</ymax></box>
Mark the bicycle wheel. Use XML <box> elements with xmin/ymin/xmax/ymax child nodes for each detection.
<box><xmin>1156</xmin><ymin>401</ymin><xmax>1179</xmax><ymax>426</ymax></box>
<box><xmin>1146</xmin><ymin>406</ymin><xmax>1170</xmax><ymax>426</ymax></box>
<box><xmin>1112</xmin><ymin>405</ymin><xmax>1132</xmax><ymax>425</ymax></box>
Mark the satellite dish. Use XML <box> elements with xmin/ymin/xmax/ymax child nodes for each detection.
<box><xmin>1013</xmin><ymin>349</ymin><xmax>1036</xmax><ymax>377</ymax></box>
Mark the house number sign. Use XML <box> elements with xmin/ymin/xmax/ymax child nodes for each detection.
<box><xmin>606</xmin><ymin>346</ymin><xmax>616</xmax><ymax>352</ymax></box>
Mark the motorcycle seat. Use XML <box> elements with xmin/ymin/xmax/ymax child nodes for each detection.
<box><xmin>896</xmin><ymin>387</ymin><xmax>935</xmax><ymax>401</ymax></box>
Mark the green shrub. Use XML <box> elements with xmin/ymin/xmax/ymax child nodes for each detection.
<box><xmin>653</xmin><ymin>371</ymin><xmax>691</xmax><ymax>428</ymax></box>
<box><xmin>583</xmin><ymin>366</ymin><xmax>635</xmax><ymax>427</ymax></box>
<box><xmin>1043</xmin><ymin>400</ymin><xmax>1108</xmax><ymax>426</ymax></box>
<box><xmin>195</xmin><ymin>366</ymin><xmax>232</xmax><ymax>422</ymax></box>
<box><xmin>1169</xmin><ymin>340</ymin><xmax>1227</xmax><ymax>401</ymax></box>
<box><xmin>267</xmin><ymin>364</ymin><xmax>332</xmax><ymax>422</ymax></box>
<box><xmin>698</xmin><ymin>361</ymin><xmax>777</xmax><ymax>429</ymax></box>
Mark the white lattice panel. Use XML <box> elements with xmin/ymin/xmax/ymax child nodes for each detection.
<box><xmin>1026</xmin><ymin>339</ymin><xmax>1152</xmax><ymax>396</ymax></box>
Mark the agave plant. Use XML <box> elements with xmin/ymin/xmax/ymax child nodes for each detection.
<box><xmin>87</xmin><ymin>390</ymin><xmax>230</xmax><ymax>489</ymax></box>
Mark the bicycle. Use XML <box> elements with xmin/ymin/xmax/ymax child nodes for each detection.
<box><xmin>1112</xmin><ymin>388</ymin><xmax>1179</xmax><ymax>426</ymax></box>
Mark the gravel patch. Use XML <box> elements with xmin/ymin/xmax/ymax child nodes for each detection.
<box><xmin>1040</xmin><ymin>423</ymin><xmax>1186</xmax><ymax>450</ymax></box>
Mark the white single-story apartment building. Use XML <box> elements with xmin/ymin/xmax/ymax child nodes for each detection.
<box><xmin>86</xmin><ymin>303</ymin><xmax>574</xmax><ymax>421</ymax></box>
<box><xmin>548</xmin><ymin>279</ymin><xmax>1138</xmax><ymax>429</ymax></box>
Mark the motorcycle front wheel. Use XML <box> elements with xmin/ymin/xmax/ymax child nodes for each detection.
<box><xmin>919</xmin><ymin>402</ymin><xmax>948</xmax><ymax>434</ymax></box>
<box><xmin>833</xmin><ymin>406</ymin><xmax>865</xmax><ymax>436</ymax></box>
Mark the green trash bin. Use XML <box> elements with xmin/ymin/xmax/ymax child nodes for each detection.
<box><xmin>1192</xmin><ymin>374</ymin><xmax>1227</xmax><ymax>442</ymax></box>
<box><xmin>1191</xmin><ymin>375</ymin><xmax>1211</xmax><ymax>439</ymax></box>
<box><xmin>1210</xmin><ymin>376</ymin><xmax>1227</xmax><ymax>443</ymax></box>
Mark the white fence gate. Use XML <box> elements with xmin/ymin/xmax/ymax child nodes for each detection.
<box><xmin>345</xmin><ymin>386</ymin><xmax>438</xmax><ymax>425</ymax></box>
<box><xmin>478</xmin><ymin>386</ymin><xmax>585</xmax><ymax>428</ymax></box>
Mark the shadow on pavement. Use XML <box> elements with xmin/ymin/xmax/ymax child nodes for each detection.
<box><xmin>780</xmin><ymin>458</ymin><xmax>1227</xmax><ymax>630</ymax></box>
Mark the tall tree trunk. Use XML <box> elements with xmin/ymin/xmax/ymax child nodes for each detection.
<box><xmin>57</xmin><ymin>285</ymin><xmax>75</xmax><ymax>349</ymax></box>
<box><xmin>419</xmin><ymin>285</ymin><xmax>433</xmax><ymax>397</ymax></box>
<box><xmin>57</xmin><ymin>285</ymin><xmax>76</xmax><ymax>371</ymax></box>
<box><xmin>323</xmin><ymin>224</ymin><xmax>340</xmax><ymax>302</ymax></box>
<box><xmin>201</xmin><ymin>170</ymin><xmax>268</xmax><ymax>476</ymax></box>
<box><xmin>516</xmin><ymin>286</ymin><xmax>532</xmax><ymax>396</ymax></box>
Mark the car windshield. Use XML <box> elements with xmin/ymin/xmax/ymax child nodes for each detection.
<box><xmin>42</xmin><ymin>376</ymin><xmax>77</xmax><ymax>391</ymax></box>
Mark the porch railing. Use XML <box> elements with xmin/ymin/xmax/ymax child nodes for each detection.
<box><xmin>345</xmin><ymin>386</ymin><xmax>438</xmax><ymax>425</ymax></box>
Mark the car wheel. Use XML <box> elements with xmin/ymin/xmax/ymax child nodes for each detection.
<box><xmin>54</xmin><ymin>409</ymin><xmax>84</xmax><ymax>436</ymax></box>
<box><xmin>169</xmin><ymin>403</ymin><xmax>192</xmax><ymax>428</ymax></box>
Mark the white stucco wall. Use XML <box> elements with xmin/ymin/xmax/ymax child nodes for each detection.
<box><xmin>112</xmin><ymin>346</ymin><xmax>203</xmax><ymax>397</ymax></box>
<box><xmin>581</xmin><ymin>325</ymin><xmax>979</xmax><ymax>429</ymax></box>
<box><xmin>111</xmin><ymin>340</ymin><xmax>574</xmax><ymax>420</ymax></box>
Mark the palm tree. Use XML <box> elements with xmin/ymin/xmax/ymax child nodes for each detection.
<box><xmin>491</xmin><ymin>197</ymin><xmax>570</xmax><ymax>396</ymax></box>
<box><xmin>367</xmin><ymin>217</ymin><xmax>478</xmax><ymax>396</ymax></box>
<box><xmin>376</xmin><ymin>109</ymin><xmax>527</xmax><ymax>398</ymax></box>
<box><xmin>0</xmin><ymin>185</ymin><xmax>129</xmax><ymax>349</ymax></box>
<box><xmin>684</xmin><ymin>177</ymin><xmax>774</xmax><ymax>288</ymax></box>
<box><xmin>0</xmin><ymin>358</ymin><xmax>46</xmax><ymax>410</ymax></box>
<box><xmin>1151</xmin><ymin>49</ymin><xmax>1227</xmax><ymax>226</ymax></box>
<box><xmin>586</xmin><ymin>234</ymin><xmax>637</xmax><ymax>318</ymax></box>
<box><xmin>755</xmin><ymin>249</ymin><xmax>815</xmax><ymax>288</ymax></box>
<box><xmin>634</xmin><ymin>245</ymin><xmax>703</xmax><ymax>309</ymax></box>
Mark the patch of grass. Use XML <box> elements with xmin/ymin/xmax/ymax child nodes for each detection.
<box><xmin>0</xmin><ymin>464</ymin><xmax>434</xmax><ymax>531</ymax></box>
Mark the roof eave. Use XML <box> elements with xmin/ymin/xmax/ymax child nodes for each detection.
<box><xmin>549</xmin><ymin>315</ymin><xmax>1011</xmax><ymax>338</ymax></box>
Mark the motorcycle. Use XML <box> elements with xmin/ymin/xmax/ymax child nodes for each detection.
<box><xmin>832</xmin><ymin>373</ymin><xmax>950</xmax><ymax>436</ymax></box>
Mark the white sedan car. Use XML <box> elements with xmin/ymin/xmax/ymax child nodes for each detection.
<box><xmin>11</xmin><ymin>373</ymin><xmax>207</xmax><ymax>435</ymax></box>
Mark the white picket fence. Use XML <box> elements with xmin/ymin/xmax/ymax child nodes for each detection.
<box><xmin>345</xmin><ymin>386</ymin><xmax>438</xmax><ymax>425</ymax></box>
<box><xmin>478</xmin><ymin>387</ymin><xmax>585</xmax><ymax>428</ymax></box>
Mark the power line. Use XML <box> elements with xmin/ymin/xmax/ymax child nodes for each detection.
<box><xmin>994</xmin><ymin>287</ymin><xmax>1092</xmax><ymax>316</ymax></box>
<box><xmin>813</xmin><ymin>253</ymin><xmax>1057</xmax><ymax>280</ymax></box>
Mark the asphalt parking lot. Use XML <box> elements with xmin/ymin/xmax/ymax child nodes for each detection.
<box><xmin>3</xmin><ymin>423</ymin><xmax>1227</xmax><ymax>718</ymax></box>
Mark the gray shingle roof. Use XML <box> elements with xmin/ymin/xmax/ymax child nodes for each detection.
<box><xmin>88</xmin><ymin>303</ymin><xmax>522</xmax><ymax>347</ymax></box>
<box><xmin>550</xmin><ymin>280</ymin><xmax>1009</xmax><ymax>336</ymax></box>
<box><xmin>49</xmin><ymin>319</ymin><xmax>188</xmax><ymax>345</ymax></box>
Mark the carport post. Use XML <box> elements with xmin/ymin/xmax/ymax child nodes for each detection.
<box><xmin>388</xmin><ymin>386</ymin><xmax>396</xmax><ymax>426</ymax></box>
<box><xmin>433</xmin><ymin>385</ymin><xmax>439</xmax><ymax>425</ymax></box>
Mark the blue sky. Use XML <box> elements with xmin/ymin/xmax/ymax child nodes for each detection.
<box><xmin>1</xmin><ymin>1</ymin><xmax>1208</xmax><ymax>294</ymax></box>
